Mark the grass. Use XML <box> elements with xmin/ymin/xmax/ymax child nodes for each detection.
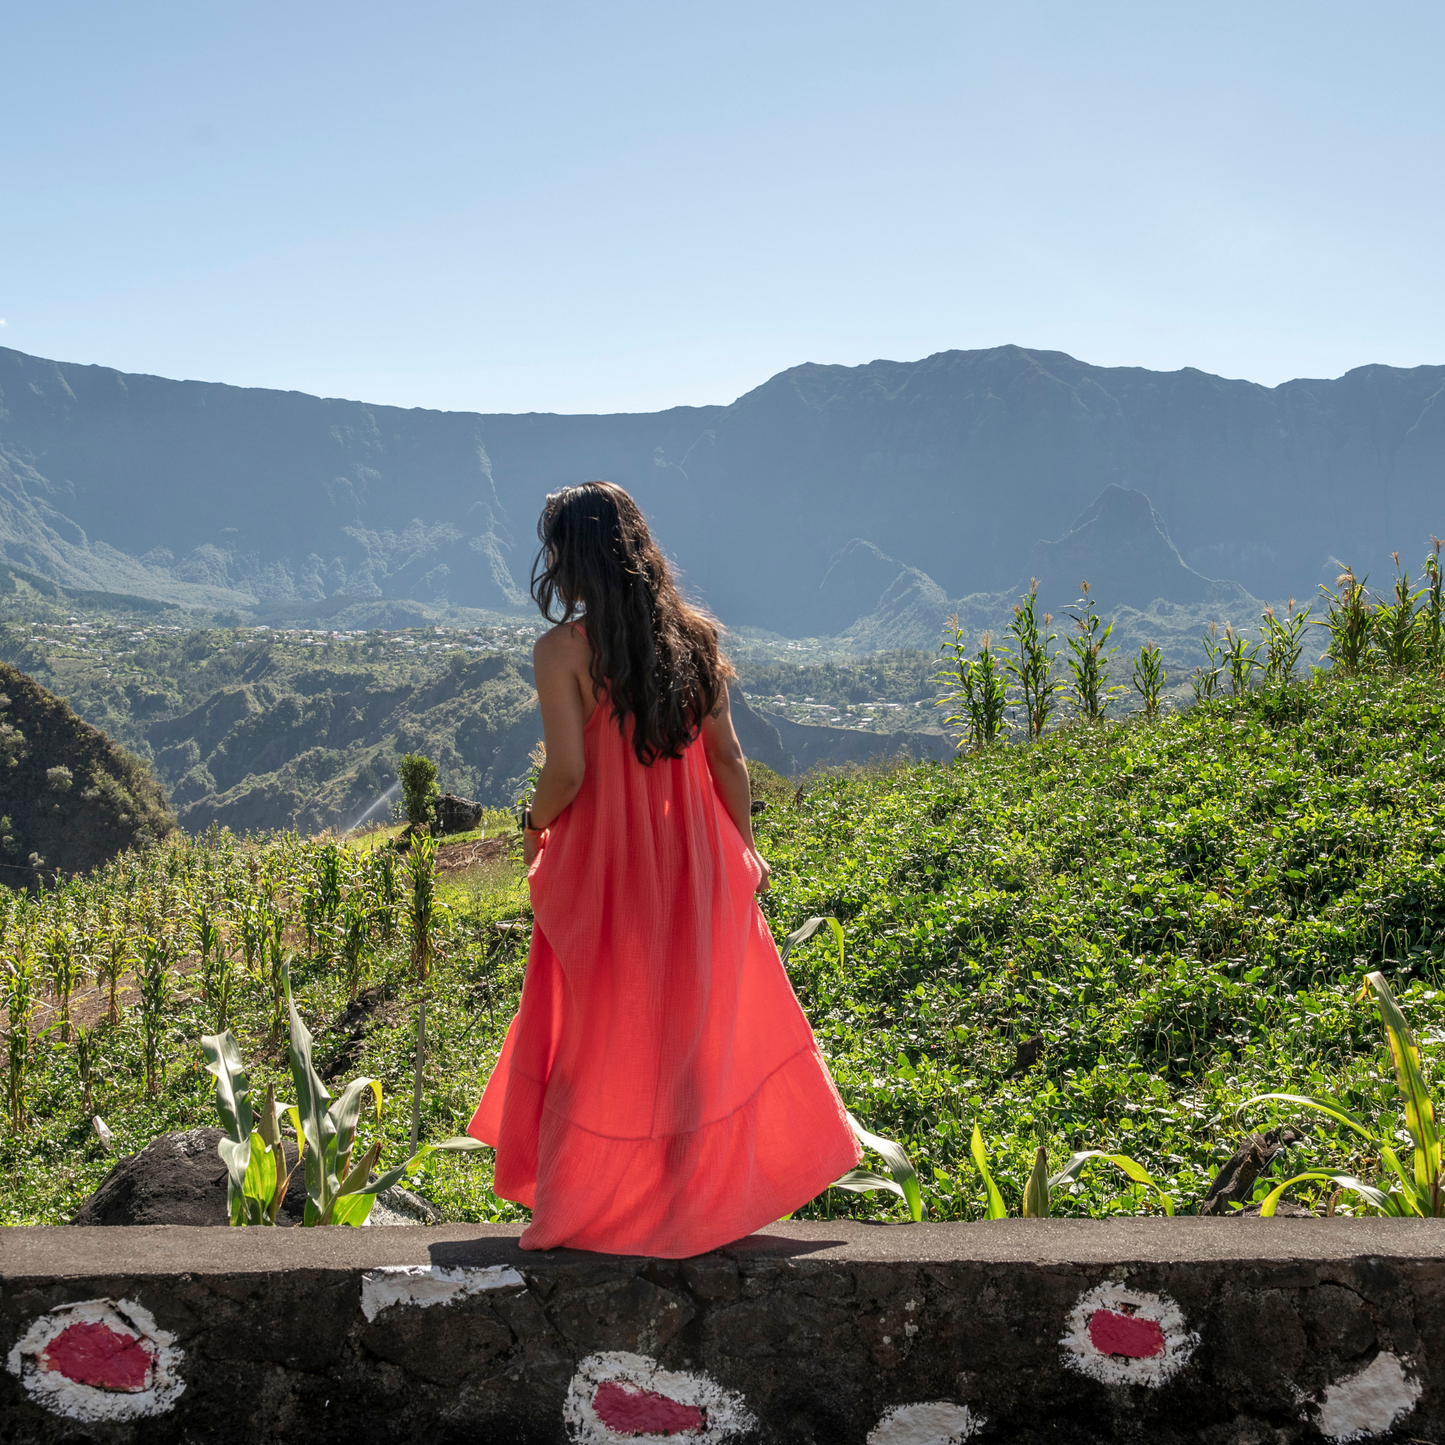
<box><xmin>3</xmin><ymin>666</ymin><xmax>1445</xmax><ymax>1226</ymax></box>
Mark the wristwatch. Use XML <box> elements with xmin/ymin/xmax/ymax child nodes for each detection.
<box><xmin>520</xmin><ymin>808</ymin><xmax>543</xmax><ymax>833</ymax></box>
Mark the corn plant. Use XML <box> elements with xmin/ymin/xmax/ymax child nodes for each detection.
<box><xmin>1007</xmin><ymin>582</ymin><xmax>1062</xmax><ymax>739</ymax></box>
<box><xmin>137</xmin><ymin>936</ymin><xmax>172</xmax><ymax>1096</ymax></box>
<box><xmin>3</xmin><ymin>948</ymin><xmax>38</xmax><ymax>1132</ymax></box>
<box><xmin>283</xmin><ymin>964</ymin><xmax>481</xmax><ymax>1225</ymax></box>
<box><xmin>201</xmin><ymin>1029</ymin><xmax>293</xmax><ymax>1226</ymax></box>
<box><xmin>1130</xmin><ymin>642</ymin><xmax>1165</xmax><ymax>719</ymax></box>
<box><xmin>194</xmin><ymin>896</ymin><xmax>220</xmax><ymax>999</ymax></box>
<box><xmin>45</xmin><ymin>919</ymin><xmax>85</xmax><ymax>1044</ymax></box>
<box><xmin>407</xmin><ymin>829</ymin><xmax>438</xmax><ymax>983</ymax></box>
<box><xmin>368</xmin><ymin>848</ymin><xmax>400</xmax><ymax>943</ymax></box>
<box><xmin>938</xmin><ymin>619</ymin><xmax>1009</xmax><ymax>748</ymax></box>
<box><xmin>264</xmin><ymin>936</ymin><xmax>290</xmax><ymax>1047</ymax></box>
<box><xmin>209</xmin><ymin>941</ymin><xmax>237</xmax><ymax>1033</ymax></box>
<box><xmin>969</xmin><ymin>1123</ymin><xmax>1174</xmax><ymax>1217</ymax></box>
<box><xmin>301</xmin><ymin>883</ymin><xmax>321</xmax><ymax>956</ymax></box>
<box><xmin>97</xmin><ymin>910</ymin><xmax>131</xmax><ymax>1027</ymax></box>
<box><xmin>518</xmin><ymin>740</ymin><xmax>546</xmax><ymax>811</ymax></box>
<box><xmin>1377</xmin><ymin>554</ymin><xmax>1424</xmax><ymax>672</ymax></box>
<box><xmin>238</xmin><ymin>895</ymin><xmax>268</xmax><ymax>983</ymax></box>
<box><xmin>1220</xmin><ymin>623</ymin><xmax>1262</xmax><ymax>697</ymax></box>
<box><xmin>1245</xmin><ymin>971</ymin><xmax>1443</xmax><ymax>1217</ymax></box>
<box><xmin>1261</xmin><ymin>601</ymin><xmax>1310</xmax><ymax>687</ymax></box>
<box><xmin>1190</xmin><ymin>622</ymin><xmax>1224</xmax><ymax>704</ymax></box>
<box><xmin>74</xmin><ymin>1024</ymin><xmax>100</xmax><ymax>1116</ymax></box>
<box><xmin>780</xmin><ymin>914</ymin><xmax>845</xmax><ymax>971</ymax></box>
<box><xmin>831</xmin><ymin>1113</ymin><xmax>923</xmax><ymax>1222</ymax></box>
<box><xmin>1422</xmin><ymin>539</ymin><xmax>1443</xmax><ymax>664</ymax></box>
<box><xmin>1063</xmin><ymin>583</ymin><xmax>1117</xmax><ymax>721</ymax></box>
<box><xmin>1317</xmin><ymin>567</ymin><xmax>1375</xmax><ymax>672</ymax></box>
<box><xmin>337</xmin><ymin>895</ymin><xmax>371</xmax><ymax>1003</ymax></box>
<box><xmin>316</xmin><ymin>842</ymin><xmax>344</xmax><ymax>929</ymax></box>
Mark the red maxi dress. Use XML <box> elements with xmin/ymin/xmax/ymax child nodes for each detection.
<box><xmin>467</xmin><ymin>696</ymin><xmax>861</xmax><ymax>1257</ymax></box>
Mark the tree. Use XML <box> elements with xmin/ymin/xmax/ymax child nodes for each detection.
<box><xmin>398</xmin><ymin>754</ymin><xmax>438</xmax><ymax>828</ymax></box>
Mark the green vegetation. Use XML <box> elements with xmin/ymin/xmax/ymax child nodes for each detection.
<box><xmin>0</xmin><ymin>662</ymin><xmax>174</xmax><ymax>889</ymax></box>
<box><xmin>5</xmin><ymin>554</ymin><xmax>1445</xmax><ymax>1228</ymax></box>
<box><xmin>0</xmin><ymin>618</ymin><xmax>543</xmax><ymax>834</ymax></box>
<box><xmin>203</xmin><ymin>966</ymin><xmax>483</xmax><ymax>1227</ymax></box>
<box><xmin>398</xmin><ymin>753</ymin><xmax>440</xmax><ymax>827</ymax></box>
<box><xmin>756</xmin><ymin>659</ymin><xmax>1445</xmax><ymax>1221</ymax></box>
<box><xmin>1247</xmin><ymin>970</ymin><xmax>1445</xmax><ymax>1218</ymax></box>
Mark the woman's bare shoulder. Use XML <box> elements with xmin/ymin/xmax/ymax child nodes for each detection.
<box><xmin>533</xmin><ymin>621</ymin><xmax>590</xmax><ymax>667</ymax></box>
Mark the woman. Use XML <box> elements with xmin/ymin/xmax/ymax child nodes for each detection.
<box><xmin>467</xmin><ymin>481</ymin><xmax>860</xmax><ymax>1257</ymax></box>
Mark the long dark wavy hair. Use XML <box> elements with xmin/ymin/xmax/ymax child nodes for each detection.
<box><xmin>531</xmin><ymin>481</ymin><xmax>734</xmax><ymax>765</ymax></box>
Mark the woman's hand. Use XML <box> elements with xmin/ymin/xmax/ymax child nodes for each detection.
<box><xmin>753</xmin><ymin>849</ymin><xmax>772</xmax><ymax>894</ymax></box>
<box><xmin>523</xmin><ymin>827</ymin><xmax>545</xmax><ymax>868</ymax></box>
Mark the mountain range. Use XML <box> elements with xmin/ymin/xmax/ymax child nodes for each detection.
<box><xmin>2</xmin><ymin>344</ymin><xmax>1442</xmax><ymax>641</ymax></box>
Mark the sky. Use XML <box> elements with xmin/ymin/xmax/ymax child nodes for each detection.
<box><xmin>2</xmin><ymin>2</ymin><xmax>1442</xmax><ymax>415</ymax></box>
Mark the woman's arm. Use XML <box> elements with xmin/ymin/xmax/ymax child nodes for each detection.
<box><xmin>700</xmin><ymin>682</ymin><xmax>771</xmax><ymax>893</ymax></box>
<box><xmin>525</xmin><ymin>627</ymin><xmax>590</xmax><ymax>861</ymax></box>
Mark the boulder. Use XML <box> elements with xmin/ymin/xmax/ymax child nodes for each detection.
<box><xmin>435</xmin><ymin>792</ymin><xmax>485</xmax><ymax>835</ymax></box>
<box><xmin>72</xmin><ymin>1127</ymin><xmax>306</xmax><ymax>1226</ymax></box>
<box><xmin>71</xmin><ymin>1127</ymin><xmax>445</xmax><ymax>1227</ymax></box>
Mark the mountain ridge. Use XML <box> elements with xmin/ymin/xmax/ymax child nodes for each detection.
<box><xmin>3</xmin><ymin>342</ymin><xmax>1442</xmax><ymax>639</ymax></box>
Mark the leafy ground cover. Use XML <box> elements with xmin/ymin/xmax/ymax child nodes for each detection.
<box><xmin>3</xmin><ymin>666</ymin><xmax>1444</xmax><ymax>1225</ymax></box>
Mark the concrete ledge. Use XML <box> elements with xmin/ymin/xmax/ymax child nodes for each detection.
<box><xmin>4</xmin><ymin>1220</ymin><xmax>1445</xmax><ymax>1443</ymax></box>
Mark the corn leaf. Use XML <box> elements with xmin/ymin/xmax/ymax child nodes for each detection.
<box><xmin>1023</xmin><ymin>1145</ymin><xmax>1050</xmax><ymax>1217</ymax></box>
<box><xmin>216</xmin><ymin>1135</ymin><xmax>253</xmax><ymax>1224</ymax></box>
<box><xmin>1242</xmin><ymin>1091</ymin><xmax>1375</xmax><ymax>1143</ymax></box>
<box><xmin>359</xmin><ymin>1135</ymin><xmax>488</xmax><ymax>1206</ymax></box>
<box><xmin>1047</xmin><ymin>1149</ymin><xmax>1175</xmax><ymax>1216</ymax></box>
<box><xmin>1362</xmin><ymin>971</ymin><xmax>1441</xmax><ymax>1195</ymax></box>
<box><xmin>848</xmin><ymin>1113</ymin><xmax>923</xmax><ymax>1221</ymax></box>
<box><xmin>336</xmin><ymin>1140</ymin><xmax>382</xmax><ymax>1198</ymax></box>
<box><xmin>1259</xmin><ymin>1170</ymin><xmax>1393</xmax><ymax>1217</ymax></box>
<box><xmin>831</xmin><ymin>1168</ymin><xmax>906</xmax><ymax>1201</ymax></box>
<box><xmin>201</xmin><ymin>1029</ymin><xmax>253</xmax><ymax>1145</ymax></box>
<box><xmin>328</xmin><ymin>1077</ymin><xmax>382</xmax><ymax>1172</ymax></box>
<box><xmin>284</xmin><ymin>964</ymin><xmax>336</xmax><ymax>1219</ymax></box>
<box><xmin>1379</xmin><ymin>1144</ymin><xmax>1429</xmax><ymax>1217</ymax></box>
<box><xmin>781</xmin><ymin>916</ymin><xmax>844</xmax><ymax>972</ymax></box>
<box><xmin>970</xmin><ymin>1122</ymin><xmax>1008</xmax><ymax>1220</ymax></box>
<box><xmin>329</xmin><ymin>1190</ymin><xmax>376</xmax><ymax>1228</ymax></box>
<box><xmin>242</xmin><ymin>1127</ymin><xmax>276</xmax><ymax>1221</ymax></box>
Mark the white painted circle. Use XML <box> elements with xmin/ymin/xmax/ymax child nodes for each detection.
<box><xmin>1059</xmin><ymin>1281</ymin><xmax>1198</xmax><ymax>1388</ymax></box>
<box><xmin>6</xmin><ymin>1297</ymin><xmax>185</xmax><ymax>1422</ymax></box>
<box><xmin>867</xmin><ymin>1400</ymin><xmax>983</xmax><ymax>1445</ymax></box>
<box><xmin>563</xmin><ymin>1350</ymin><xmax>756</xmax><ymax>1444</ymax></box>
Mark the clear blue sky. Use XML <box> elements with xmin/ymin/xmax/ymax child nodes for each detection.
<box><xmin>3</xmin><ymin>2</ymin><xmax>1441</xmax><ymax>414</ymax></box>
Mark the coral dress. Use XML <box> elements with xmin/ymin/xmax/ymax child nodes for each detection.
<box><xmin>467</xmin><ymin>695</ymin><xmax>861</xmax><ymax>1257</ymax></box>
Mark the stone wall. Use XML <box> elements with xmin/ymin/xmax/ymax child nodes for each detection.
<box><xmin>4</xmin><ymin>1219</ymin><xmax>1444</xmax><ymax>1443</ymax></box>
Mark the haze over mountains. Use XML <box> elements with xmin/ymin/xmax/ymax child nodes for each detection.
<box><xmin>2</xmin><ymin>343</ymin><xmax>1442</xmax><ymax>643</ymax></box>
